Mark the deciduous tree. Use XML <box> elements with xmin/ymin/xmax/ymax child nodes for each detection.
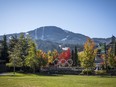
<box><xmin>79</xmin><ymin>37</ymin><xmax>97</xmax><ymax>75</ymax></box>
<box><xmin>59</xmin><ymin>48</ymin><xmax>71</xmax><ymax>61</ymax></box>
<box><xmin>36</xmin><ymin>50</ymin><xmax>48</xmax><ymax>68</ymax></box>
<box><xmin>108</xmin><ymin>47</ymin><xmax>116</xmax><ymax>68</ymax></box>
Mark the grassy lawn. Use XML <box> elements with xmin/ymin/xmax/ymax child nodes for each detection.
<box><xmin>0</xmin><ymin>73</ymin><xmax>116</xmax><ymax>87</ymax></box>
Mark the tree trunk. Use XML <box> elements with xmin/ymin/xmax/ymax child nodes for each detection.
<box><xmin>87</xmin><ymin>68</ymin><xmax>88</xmax><ymax>75</ymax></box>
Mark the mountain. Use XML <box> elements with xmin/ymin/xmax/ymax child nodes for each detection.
<box><xmin>27</xmin><ymin>26</ymin><xmax>87</xmax><ymax>45</ymax></box>
<box><xmin>93</xmin><ymin>38</ymin><xmax>111</xmax><ymax>45</ymax></box>
<box><xmin>27</xmin><ymin>26</ymin><xmax>112</xmax><ymax>45</ymax></box>
<box><xmin>0</xmin><ymin>26</ymin><xmax>112</xmax><ymax>51</ymax></box>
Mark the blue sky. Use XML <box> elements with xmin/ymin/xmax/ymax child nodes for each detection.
<box><xmin>0</xmin><ymin>0</ymin><xmax>116</xmax><ymax>38</ymax></box>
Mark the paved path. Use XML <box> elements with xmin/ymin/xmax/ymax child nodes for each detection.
<box><xmin>0</xmin><ymin>72</ymin><xmax>14</xmax><ymax>76</ymax></box>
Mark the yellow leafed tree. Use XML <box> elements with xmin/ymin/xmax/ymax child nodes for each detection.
<box><xmin>79</xmin><ymin>37</ymin><xmax>97</xmax><ymax>74</ymax></box>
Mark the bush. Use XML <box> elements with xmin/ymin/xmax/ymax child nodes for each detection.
<box><xmin>80</xmin><ymin>69</ymin><xmax>94</xmax><ymax>75</ymax></box>
<box><xmin>95</xmin><ymin>70</ymin><xmax>107</xmax><ymax>75</ymax></box>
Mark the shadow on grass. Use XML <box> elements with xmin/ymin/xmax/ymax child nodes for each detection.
<box><xmin>1</xmin><ymin>72</ymin><xmax>116</xmax><ymax>78</ymax></box>
<box><xmin>0</xmin><ymin>72</ymin><xmax>64</xmax><ymax>77</ymax></box>
<box><xmin>34</xmin><ymin>73</ymin><xmax>63</xmax><ymax>77</ymax></box>
<box><xmin>96</xmin><ymin>74</ymin><xmax>116</xmax><ymax>78</ymax></box>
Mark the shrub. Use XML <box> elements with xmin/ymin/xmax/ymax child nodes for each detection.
<box><xmin>95</xmin><ymin>70</ymin><xmax>107</xmax><ymax>75</ymax></box>
<box><xmin>80</xmin><ymin>69</ymin><xmax>94</xmax><ymax>75</ymax></box>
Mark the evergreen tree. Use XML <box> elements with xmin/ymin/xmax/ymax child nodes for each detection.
<box><xmin>7</xmin><ymin>34</ymin><xmax>29</xmax><ymax>72</ymax></box>
<box><xmin>8</xmin><ymin>35</ymin><xmax>18</xmax><ymax>57</ymax></box>
<box><xmin>115</xmin><ymin>42</ymin><xmax>116</xmax><ymax>56</ymax></box>
<box><xmin>74</xmin><ymin>46</ymin><xmax>78</xmax><ymax>66</ymax></box>
<box><xmin>71</xmin><ymin>47</ymin><xmax>79</xmax><ymax>66</ymax></box>
<box><xmin>8</xmin><ymin>42</ymin><xmax>23</xmax><ymax>67</ymax></box>
<box><xmin>7</xmin><ymin>36</ymin><xmax>23</xmax><ymax>68</ymax></box>
<box><xmin>0</xmin><ymin>42</ymin><xmax>2</xmax><ymax>59</ymax></box>
<box><xmin>1</xmin><ymin>35</ymin><xmax>9</xmax><ymax>63</ymax></box>
<box><xmin>71</xmin><ymin>50</ymin><xmax>74</xmax><ymax>66</ymax></box>
<box><xmin>18</xmin><ymin>33</ymin><xmax>29</xmax><ymax>71</ymax></box>
<box><xmin>25</xmin><ymin>39</ymin><xmax>37</xmax><ymax>73</ymax></box>
<box><xmin>111</xmin><ymin>36</ymin><xmax>116</xmax><ymax>56</ymax></box>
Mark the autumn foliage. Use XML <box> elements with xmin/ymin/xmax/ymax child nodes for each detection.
<box><xmin>36</xmin><ymin>47</ymin><xmax>72</xmax><ymax>66</ymax></box>
<box><xmin>58</xmin><ymin>48</ymin><xmax>71</xmax><ymax>62</ymax></box>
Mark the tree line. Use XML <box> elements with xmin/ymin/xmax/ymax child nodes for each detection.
<box><xmin>0</xmin><ymin>34</ymin><xmax>79</xmax><ymax>73</ymax></box>
<box><xmin>0</xmin><ymin>34</ymin><xmax>116</xmax><ymax>74</ymax></box>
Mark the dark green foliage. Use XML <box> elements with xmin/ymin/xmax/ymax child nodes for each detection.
<box><xmin>111</xmin><ymin>36</ymin><xmax>116</xmax><ymax>56</ymax></box>
<box><xmin>18</xmin><ymin>33</ymin><xmax>29</xmax><ymax>71</ymax></box>
<box><xmin>38</xmin><ymin>57</ymin><xmax>47</xmax><ymax>68</ymax></box>
<box><xmin>0</xmin><ymin>41</ymin><xmax>2</xmax><ymax>59</ymax></box>
<box><xmin>8</xmin><ymin>35</ymin><xmax>18</xmax><ymax>56</ymax></box>
<box><xmin>74</xmin><ymin>46</ymin><xmax>78</xmax><ymax>66</ymax></box>
<box><xmin>9</xmin><ymin>35</ymin><xmax>18</xmax><ymax>47</ymax></box>
<box><xmin>0</xmin><ymin>35</ymin><xmax>9</xmax><ymax>63</ymax></box>
<box><xmin>8</xmin><ymin>34</ymin><xmax>30</xmax><ymax>72</ymax></box>
<box><xmin>71</xmin><ymin>50</ymin><xmax>74</xmax><ymax>66</ymax></box>
<box><xmin>114</xmin><ymin>42</ymin><xmax>116</xmax><ymax>56</ymax></box>
<box><xmin>7</xmin><ymin>35</ymin><xmax>23</xmax><ymax>68</ymax></box>
<box><xmin>71</xmin><ymin>46</ymin><xmax>79</xmax><ymax>66</ymax></box>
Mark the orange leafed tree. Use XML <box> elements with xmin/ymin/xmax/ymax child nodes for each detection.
<box><xmin>36</xmin><ymin>50</ymin><xmax>48</xmax><ymax>67</ymax></box>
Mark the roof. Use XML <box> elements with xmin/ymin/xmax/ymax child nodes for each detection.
<box><xmin>95</xmin><ymin>56</ymin><xmax>104</xmax><ymax>63</ymax></box>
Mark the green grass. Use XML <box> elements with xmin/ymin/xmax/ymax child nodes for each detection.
<box><xmin>0</xmin><ymin>73</ymin><xmax>116</xmax><ymax>87</ymax></box>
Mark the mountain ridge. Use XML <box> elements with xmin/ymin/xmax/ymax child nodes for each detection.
<box><xmin>0</xmin><ymin>26</ymin><xmax>112</xmax><ymax>51</ymax></box>
<box><xmin>27</xmin><ymin>26</ymin><xmax>88</xmax><ymax>45</ymax></box>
